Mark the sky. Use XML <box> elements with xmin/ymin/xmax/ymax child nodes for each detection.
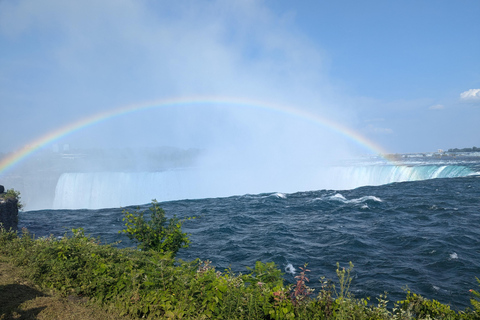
<box><xmin>1</xmin><ymin>0</ymin><xmax>479</xmax><ymax>161</ymax></box>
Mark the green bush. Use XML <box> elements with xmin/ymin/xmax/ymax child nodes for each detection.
<box><xmin>394</xmin><ymin>289</ymin><xmax>475</xmax><ymax>319</ymax></box>
<box><xmin>119</xmin><ymin>199</ymin><xmax>193</xmax><ymax>256</ymax></box>
<box><xmin>471</xmin><ymin>278</ymin><xmax>480</xmax><ymax>314</ymax></box>
<box><xmin>0</xmin><ymin>225</ymin><xmax>18</xmax><ymax>243</ymax></box>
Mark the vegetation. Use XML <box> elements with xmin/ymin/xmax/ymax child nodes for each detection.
<box><xmin>0</xmin><ymin>255</ymin><xmax>127</xmax><ymax>319</ymax></box>
<box><xmin>471</xmin><ymin>278</ymin><xmax>480</xmax><ymax>313</ymax></box>
<box><xmin>0</xmin><ymin>188</ymin><xmax>23</xmax><ymax>210</ymax></box>
<box><xmin>0</xmin><ymin>201</ymin><xmax>479</xmax><ymax>319</ymax></box>
<box><xmin>119</xmin><ymin>200</ymin><xmax>193</xmax><ymax>256</ymax></box>
<box><xmin>447</xmin><ymin>147</ymin><xmax>480</xmax><ymax>153</ymax></box>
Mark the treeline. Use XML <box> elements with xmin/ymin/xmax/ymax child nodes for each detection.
<box><xmin>448</xmin><ymin>147</ymin><xmax>480</xmax><ymax>153</ymax></box>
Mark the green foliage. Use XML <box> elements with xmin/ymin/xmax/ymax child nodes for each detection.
<box><xmin>1</xmin><ymin>226</ymin><xmax>479</xmax><ymax>319</ymax></box>
<box><xmin>1</xmin><ymin>188</ymin><xmax>23</xmax><ymax>210</ymax></box>
<box><xmin>334</xmin><ymin>261</ymin><xmax>354</xmax><ymax>301</ymax></box>
<box><xmin>119</xmin><ymin>199</ymin><xmax>193</xmax><ymax>255</ymax></box>
<box><xmin>244</xmin><ymin>261</ymin><xmax>285</xmax><ymax>289</ymax></box>
<box><xmin>397</xmin><ymin>290</ymin><xmax>458</xmax><ymax>319</ymax></box>
<box><xmin>0</xmin><ymin>226</ymin><xmax>18</xmax><ymax>247</ymax></box>
<box><xmin>471</xmin><ymin>277</ymin><xmax>480</xmax><ymax>314</ymax></box>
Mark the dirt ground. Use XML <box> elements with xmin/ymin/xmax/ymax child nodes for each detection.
<box><xmin>0</xmin><ymin>256</ymin><xmax>127</xmax><ymax>320</ymax></box>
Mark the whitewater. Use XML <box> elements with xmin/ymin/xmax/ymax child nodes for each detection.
<box><xmin>18</xmin><ymin>154</ymin><xmax>480</xmax><ymax>310</ymax></box>
<box><xmin>53</xmin><ymin>157</ymin><xmax>475</xmax><ymax>210</ymax></box>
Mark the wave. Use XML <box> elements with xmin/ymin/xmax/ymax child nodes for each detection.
<box><xmin>309</xmin><ymin>193</ymin><xmax>382</xmax><ymax>209</ymax></box>
<box><xmin>327</xmin><ymin>193</ymin><xmax>383</xmax><ymax>204</ymax></box>
<box><xmin>272</xmin><ymin>192</ymin><xmax>287</xmax><ymax>199</ymax></box>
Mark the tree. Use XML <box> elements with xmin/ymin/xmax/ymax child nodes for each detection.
<box><xmin>120</xmin><ymin>200</ymin><xmax>193</xmax><ymax>256</ymax></box>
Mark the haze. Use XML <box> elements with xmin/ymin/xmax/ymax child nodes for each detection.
<box><xmin>1</xmin><ymin>0</ymin><xmax>479</xmax><ymax>209</ymax></box>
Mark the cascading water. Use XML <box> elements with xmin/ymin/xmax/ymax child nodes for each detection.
<box><xmin>53</xmin><ymin>170</ymin><xmax>218</xmax><ymax>209</ymax></box>
<box><xmin>329</xmin><ymin>165</ymin><xmax>474</xmax><ymax>189</ymax></box>
<box><xmin>53</xmin><ymin>164</ymin><xmax>474</xmax><ymax>210</ymax></box>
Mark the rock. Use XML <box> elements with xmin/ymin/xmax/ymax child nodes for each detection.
<box><xmin>0</xmin><ymin>198</ymin><xmax>18</xmax><ymax>231</ymax></box>
<box><xmin>0</xmin><ymin>185</ymin><xmax>4</xmax><ymax>194</ymax></box>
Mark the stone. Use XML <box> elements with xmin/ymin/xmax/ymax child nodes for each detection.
<box><xmin>0</xmin><ymin>198</ymin><xmax>18</xmax><ymax>231</ymax></box>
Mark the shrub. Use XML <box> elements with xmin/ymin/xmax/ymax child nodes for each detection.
<box><xmin>244</xmin><ymin>261</ymin><xmax>285</xmax><ymax>289</ymax></box>
<box><xmin>471</xmin><ymin>277</ymin><xmax>480</xmax><ymax>314</ymax></box>
<box><xmin>0</xmin><ymin>226</ymin><xmax>18</xmax><ymax>247</ymax></box>
<box><xmin>397</xmin><ymin>290</ymin><xmax>457</xmax><ymax>319</ymax></box>
<box><xmin>119</xmin><ymin>200</ymin><xmax>193</xmax><ymax>256</ymax></box>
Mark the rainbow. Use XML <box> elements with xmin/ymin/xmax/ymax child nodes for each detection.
<box><xmin>0</xmin><ymin>96</ymin><xmax>393</xmax><ymax>176</ymax></box>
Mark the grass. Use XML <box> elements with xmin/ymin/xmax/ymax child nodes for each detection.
<box><xmin>1</xmin><ymin>221</ymin><xmax>479</xmax><ymax>319</ymax></box>
<box><xmin>0</xmin><ymin>256</ymin><xmax>128</xmax><ymax>320</ymax></box>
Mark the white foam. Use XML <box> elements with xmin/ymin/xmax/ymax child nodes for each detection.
<box><xmin>449</xmin><ymin>252</ymin><xmax>458</xmax><ymax>260</ymax></box>
<box><xmin>354</xmin><ymin>196</ymin><xmax>383</xmax><ymax>203</ymax></box>
<box><xmin>285</xmin><ymin>263</ymin><xmax>296</xmax><ymax>275</ymax></box>
<box><xmin>330</xmin><ymin>193</ymin><xmax>347</xmax><ymax>201</ymax></box>
<box><xmin>329</xmin><ymin>194</ymin><xmax>382</xmax><ymax>204</ymax></box>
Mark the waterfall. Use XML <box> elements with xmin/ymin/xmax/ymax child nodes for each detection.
<box><xmin>53</xmin><ymin>170</ymin><xmax>219</xmax><ymax>209</ymax></box>
<box><xmin>53</xmin><ymin>165</ymin><xmax>474</xmax><ymax>209</ymax></box>
<box><xmin>326</xmin><ymin>165</ymin><xmax>474</xmax><ymax>190</ymax></box>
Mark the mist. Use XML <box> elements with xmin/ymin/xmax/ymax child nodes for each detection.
<box><xmin>0</xmin><ymin>0</ymin><xmax>374</xmax><ymax>210</ymax></box>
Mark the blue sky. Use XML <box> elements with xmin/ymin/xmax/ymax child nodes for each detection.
<box><xmin>1</xmin><ymin>0</ymin><xmax>479</xmax><ymax>157</ymax></box>
<box><xmin>273</xmin><ymin>1</ymin><xmax>478</xmax><ymax>99</ymax></box>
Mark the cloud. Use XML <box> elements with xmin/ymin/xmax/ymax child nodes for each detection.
<box><xmin>429</xmin><ymin>104</ymin><xmax>445</xmax><ymax>110</ymax></box>
<box><xmin>460</xmin><ymin>89</ymin><xmax>480</xmax><ymax>101</ymax></box>
<box><xmin>0</xmin><ymin>0</ymin><xmax>366</xmax><ymax>184</ymax></box>
<box><xmin>0</xmin><ymin>0</ymin><xmax>344</xmax><ymax>152</ymax></box>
